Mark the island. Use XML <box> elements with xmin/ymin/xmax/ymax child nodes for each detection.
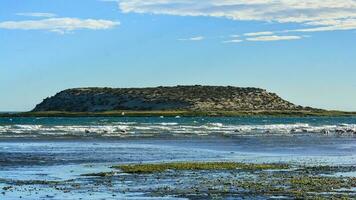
<box><xmin>2</xmin><ymin>85</ymin><xmax>356</xmax><ymax>117</ymax></box>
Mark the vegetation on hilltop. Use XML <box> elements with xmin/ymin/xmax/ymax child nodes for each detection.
<box><xmin>32</xmin><ymin>85</ymin><xmax>312</xmax><ymax>112</ymax></box>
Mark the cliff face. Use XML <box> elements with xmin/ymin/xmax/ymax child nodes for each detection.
<box><xmin>33</xmin><ymin>85</ymin><xmax>306</xmax><ymax>112</ymax></box>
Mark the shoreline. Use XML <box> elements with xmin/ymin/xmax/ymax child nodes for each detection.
<box><xmin>0</xmin><ymin>138</ymin><xmax>355</xmax><ymax>199</ymax></box>
<box><xmin>1</xmin><ymin>110</ymin><xmax>356</xmax><ymax>118</ymax></box>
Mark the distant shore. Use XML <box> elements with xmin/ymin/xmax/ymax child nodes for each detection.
<box><xmin>1</xmin><ymin>110</ymin><xmax>356</xmax><ymax>117</ymax></box>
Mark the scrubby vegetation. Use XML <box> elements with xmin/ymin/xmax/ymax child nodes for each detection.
<box><xmin>32</xmin><ymin>85</ymin><xmax>310</xmax><ymax>112</ymax></box>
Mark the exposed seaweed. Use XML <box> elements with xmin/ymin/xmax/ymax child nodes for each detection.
<box><xmin>113</xmin><ymin>162</ymin><xmax>289</xmax><ymax>174</ymax></box>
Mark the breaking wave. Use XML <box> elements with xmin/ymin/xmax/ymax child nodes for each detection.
<box><xmin>0</xmin><ymin>121</ymin><xmax>355</xmax><ymax>138</ymax></box>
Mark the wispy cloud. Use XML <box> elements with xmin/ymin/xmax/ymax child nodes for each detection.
<box><xmin>0</xmin><ymin>18</ymin><xmax>119</xmax><ymax>34</ymax></box>
<box><xmin>244</xmin><ymin>31</ymin><xmax>274</xmax><ymax>37</ymax></box>
<box><xmin>222</xmin><ymin>39</ymin><xmax>243</xmax><ymax>43</ymax></box>
<box><xmin>116</xmin><ymin>1</ymin><xmax>356</xmax><ymax>33</ymax></box>
<box><xmin>178</xmin><ymin>36</ymin><xmax>204</xmax><ymax>41</ymax></box>
<box><xmin>286</xmin><ymin>19</ymin><xmax>356</xmax><ymax>33</ymax></box>
<box><xmin>246</xmin><ymin>35</ymin><xmax>302</xmax><ymax>42</ymax></box>
<box><xmin>229</xmin><ymin>34</ymin><xmax>240</xmax><ymax>38</ymax></box>
<box><xmin>16</xmin><ymin>12</ymin><xmax>57</xmax><ymax>18</ymax></box>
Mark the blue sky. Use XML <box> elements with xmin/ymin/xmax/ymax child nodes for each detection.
<box><xmin>1</xmin><ymin>0</ymin><xmax>356</xmax><ymax>111</ymax></box>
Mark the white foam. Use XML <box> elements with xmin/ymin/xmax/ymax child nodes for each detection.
<box><xmin>0</xmin><ymin>122</ymin><xmax>355</xmax><ymax>138</ymax></box>
<box><xmin>157</xmin><ymin>122</ymin><xmax>178</xmax><ymax>126</ymax></box>
<box><xmin>207</xmin><ymin>123</ymin><xmax>224</xmax><ymax>127</ymax></box>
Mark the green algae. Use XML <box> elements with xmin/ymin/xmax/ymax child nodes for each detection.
<box><xmin>290</xmin><ymin>176</ymin><xmax>356</xmax><ymax>192</ymax></box>
<box><xmin>110</xmin><ymin>162</ymin><xmax>355</xmax><ymax>199</ymax></box>
<box><xmin>81</xmin><ymin>171</ymin><xmax>116</xmax><ymax>177</ymax></box>
<box><xmin>113</xmin><ymin>162</ymin><xmax>289</xmax><ymax>174</ymax></box>
<box><xmin>149</xmin><ymin>172</ymin><xmax>356</xmax><ymax>199</ymax></box>
<box><xmin>0</xmin><ymin>178</ymin><xmax>64</xmax><ymax>186</ymax></box>
<box><xmin>1</xmin><ymin>162</ymin><xmax>355</xmax><ymax>199</ymax></box>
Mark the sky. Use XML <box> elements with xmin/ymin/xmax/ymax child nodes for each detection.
<box><xmin>1</xmin><ymin>0</ymin><xmax>356</xmax><ymax>111</ymax></box>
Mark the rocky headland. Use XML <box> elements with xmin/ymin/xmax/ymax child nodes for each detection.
<box><xmin>32</xmin><ymin>85</ymin><xmax>311</xmax><ymax>112</ymax></box>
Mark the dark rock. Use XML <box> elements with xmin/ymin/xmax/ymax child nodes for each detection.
<box><xmin>336</xmin><ymin>129</ymin><xmax>346</xmax><ymax>134</ymax></box>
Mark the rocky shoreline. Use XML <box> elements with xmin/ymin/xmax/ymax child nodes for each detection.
<box><xmin>2</xmin><ymin>161</ymin><xmax>355</xmax><ymax>199</ymax></box>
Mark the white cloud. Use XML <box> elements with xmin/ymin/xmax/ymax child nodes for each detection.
<box><xmin>179</xmin><ymin>36</ymin><xmax>204</xmax><ymax>41</ymax></box>
<box><xmin>287</xmin><ymin>19</ymin><xmax>356</xmax><ymax>33</ymax></box>
<box><xmin>16</xmin><ymin>12</ymin><xmax>57</xmax><ymax>18</ymax></box>
<box><xmin>246</xmin><ymin>35</ymin><xmax>302</xmax><ymax>41</ymax></box>
<box><xmin>0</xmin><ymin>18</ymin><xmax>119</xmax><ymax>34</ymax></box>
<box><xmin>117</xmin><ymin>0</ymin><xmax>356</xmax><ymax>33</ymax></box>
<box><xmin>230</xmin><ymin>34</ymin><xmax>240</xmax><ymax>38</ymax></box>
<box><xmin>244</xmin><ymin>31</ymin><xmax>274</xmax><ymax>36</ymax></box>
<box><xmin>223</xmin><ymin>39</ymin><xmax>243</xmax><ymax>43</ymax></box>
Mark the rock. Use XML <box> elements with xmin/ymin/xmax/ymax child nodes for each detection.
<box><xmin>32</xmin><ymin>86</ymin><xmax>311</xmax><ymax>112</ymax></box>
<box><xmin>81</xmin><ymin>171</ymin><xmax>115</xmax><ymax>177</ymax></box>
<box><xmin>2</xmin><ymin>186</ymin><xmax>12</xmax><ymax>191</ymax></box>
<box><xmin>336</xmin><ymin>129</ymin><xmax>346</xmax><ymax>134</ymax></box>
<box><xmin>346</xmin><ymin>129</ymin><xmax>354</xmax><ymax>133</ymax></box>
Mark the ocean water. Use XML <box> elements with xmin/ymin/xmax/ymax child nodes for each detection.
<box><xmin>1</xmin><ymin>116</ymin><xmax>356</xmax><ymax>138</ymax></box>
<box><xmin>0</xmin><ymin>116</ymin><xmax>355</xmax><ymax>199</ymax></box>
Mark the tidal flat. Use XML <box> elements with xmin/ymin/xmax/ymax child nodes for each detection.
<box><xmin>0</xmin><ymin>116</ymin><xmax>355</xmax><ymax>199</ymax></box>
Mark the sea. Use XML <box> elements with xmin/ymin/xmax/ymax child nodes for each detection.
<box><xmin>0</xmin><ymin>116</ymin><xmax>355</xmax><ymax>199</ymax></box>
